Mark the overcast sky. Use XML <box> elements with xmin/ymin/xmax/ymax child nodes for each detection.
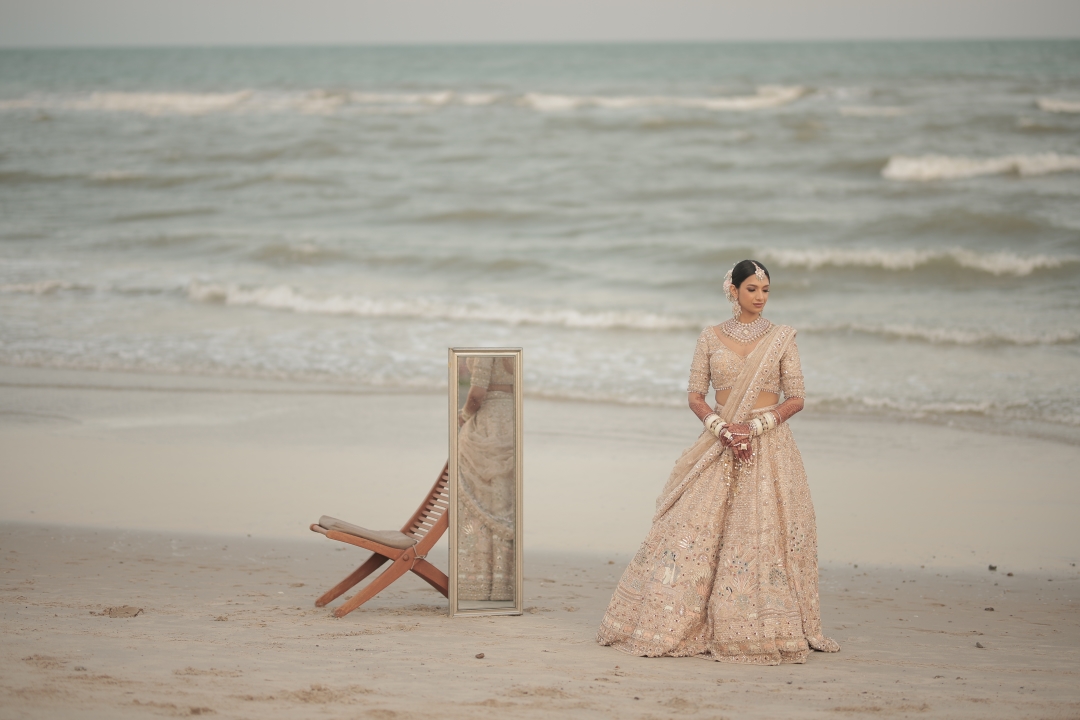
<box><xmin>1</xmin><ymin>0</ymin><xmax>1079</xmax><ymax>47</ymax></box>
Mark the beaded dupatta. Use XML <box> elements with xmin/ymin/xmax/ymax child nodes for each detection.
<box><xmin>654</xmin><ymin>325</ymin><xmax>796</xmax><ymax>520</ymax></box>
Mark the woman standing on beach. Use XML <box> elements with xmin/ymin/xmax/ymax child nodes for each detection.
<box><xmin>597</xmin><ymin>260</ymin><xmax>839</xmax><ymax>665</ymax></box>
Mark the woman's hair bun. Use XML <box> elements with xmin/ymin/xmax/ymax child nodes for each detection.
<box><xmin>730</xmin><ymin>259</ymin><xmax>770</xmax><ymax>290</ymax></box>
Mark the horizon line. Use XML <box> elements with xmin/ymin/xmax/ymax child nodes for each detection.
<box><xmin>3</xmin><ymin>35</ymin><xmax>1080</xmax><ymax>51</ymax></box>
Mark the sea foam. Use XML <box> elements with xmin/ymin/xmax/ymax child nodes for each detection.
<box><xmin>882</xmin><ymin>153</ymin><xmax>1080</xmax><ymax>181</ymax></box>
<box><xmin>838</xmin><ymin>106</ymin><xmax>909</xmax><ymax>117</ymax></box>
<box><xmin>520</xmin><ymin>86</ymin><xmax>807</xmax><ymax>112</ymax></box>
<box><xmin>761</xmin><ymin>248</ymin><xmax>1076</xmax><ymax>276</ymax></box>
<box><xmin>1037</xmin><ymin>97</ymin><xmax>1080</xmax><ymax>114</ymax></box>
<box><xmin>0</xmin><ymin>280</ymin><xmax>82</xmax><ymax>295</ymax></box>
<box><xmin>0</xmin><ymin>87</ymin><xmax>807</xmax><ymax>116</ymax></box>
<box><xmin>187</xmin><ymin>282</ymin><xmax>693</xmax><ymax>331</ymax></box>
<box><xmin>805</xmin><ymin>322</ymin><xmax>1079</xmax><ymax>347</ymax></box>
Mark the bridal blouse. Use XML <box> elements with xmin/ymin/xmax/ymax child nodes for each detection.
<box><xmin>597</xmin><ymin>324</ymin><xmax>838</xmax><ymax>665</ymax></box>
<box><xmin>688</xmin><ymin>326</ymin><xmax>805</xmax><ymax>399</ymax></box>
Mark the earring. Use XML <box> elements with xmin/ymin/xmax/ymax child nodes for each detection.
<box><xmin>730</xmin><ymin>292</ymin><xmax>741</xmax><ymax>320</ymax></box>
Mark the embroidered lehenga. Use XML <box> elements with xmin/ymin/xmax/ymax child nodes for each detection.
<box><xmin>597</xmin><ymin>324</ymin><xmax>838</xmax><ymax>665</ymax></box>
<box><xmin>456</xmin><ymin>357</ymin><xmax>516</xmax><ymax>602</ymax></box>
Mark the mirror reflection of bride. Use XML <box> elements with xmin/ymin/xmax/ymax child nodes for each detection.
<box><xmin>456</xmin><ymin>357</ymin><xmax>516</xmax><ymax>602</ymax></box>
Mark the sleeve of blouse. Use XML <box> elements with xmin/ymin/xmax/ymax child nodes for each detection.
<box><xmin>779</xmin><ymin>336</ymin><xmax>806</xmax><ymax>400</ymax></box>
<box><xmin>469</xmin><ymin>357</ymin><xmax>493</xmax><ymax>389</ymax></box>
<box><xmin>686</xmin><ymin>330</ymin><xmax>711</xmax><ymax>394</ymax></box>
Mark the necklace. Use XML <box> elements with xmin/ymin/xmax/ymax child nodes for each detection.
<box><xmin>719</xmin><ymin>316</ymin><xmax>772</xmax><ymax>343</ymax></box>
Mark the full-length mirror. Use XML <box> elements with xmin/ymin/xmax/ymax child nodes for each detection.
<box><xmin>448</xmin><ymin>348</ymin><xmax>523</xmax><ymax>617</ymax></box>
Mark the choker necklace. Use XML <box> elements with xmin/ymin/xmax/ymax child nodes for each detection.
<box><xmin>719</xmin><ymin>316</ymin><xmax>771</xmax><ymax>343</ymax></box>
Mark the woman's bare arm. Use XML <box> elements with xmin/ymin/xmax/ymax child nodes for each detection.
<box><xmin>688</xmin><ymin>392</ymin><xmax>713</xmax><ymax>422</ymax></box>
<box><xmin>772</xmin><ymin>397</ymin><xmax>804</xmax><ymax>423</ymax></box>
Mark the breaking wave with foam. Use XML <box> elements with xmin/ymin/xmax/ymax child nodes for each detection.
<box><xmin>186</xmin><ymin>281</ymin><xmax>694</xmax><ymax>331</ymax></box>
<box><xmin>0</xmin><ymin>86</ymin><xmax>809</xmax><ymax>117</ymax></box>
<box><xmin>838</xmin><ymin>106</ymin><xmax>909</xmax><ymax>117</ymax></box>
<box><xmin>761</xmin><ymin>248</ymin><xmax>1078</xmax><ymax>276</ymax></box>
<box><xmin>882</xmin><ymin>153</ymin><xmax>1080</xmax><ymax>181</ymax></box>
<box><xmin>805</xmin><ymin>322</ymin><xmax>1079</xmax><ymax>347</ymax></box>
<box><xmin>1037</xmin><ymin>97</ymin><xmax>1080</xmax><ymax>114</ymax></box>
<box><xmin>813</xmin><ymin>396</ymin><xmax>1080</xmax><ymax>428</ymax></box>
<box><xmin>0</xmin><ymin>280</ymin><xmax>86</xmax><ymax>295</ymax></box>
<box><xmin>520</xmin><ymin>85</ymin><xmax>808</xmax><ymax>112</ymax></box>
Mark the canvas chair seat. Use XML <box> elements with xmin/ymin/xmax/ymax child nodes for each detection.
<box><xmin>317</xmin><ymin>516</ymin><xmax>417</xmax><ymax>550</ymax></box>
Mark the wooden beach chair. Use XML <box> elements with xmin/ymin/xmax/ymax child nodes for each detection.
<box><xmin>310</xmin><ymin>463</ymin><xmax>450</xmax><ymax>617</ymax></box>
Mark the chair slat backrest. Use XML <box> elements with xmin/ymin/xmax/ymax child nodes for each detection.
<box><xmin>401</xmin><ymin>464</ymin><xmax>450</xmax><ymax>540</ymax></box>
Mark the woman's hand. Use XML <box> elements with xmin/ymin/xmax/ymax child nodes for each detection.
<box><xmin>722</xmin><ymin>423</ymin><xmax>754</xmax><ymax>462</ymax></box>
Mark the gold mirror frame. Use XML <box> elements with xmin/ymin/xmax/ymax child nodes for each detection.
<box><xmin>447</xmin><ymin>348</ymin><xmax>524</xmax><ymax>617</ymax></box>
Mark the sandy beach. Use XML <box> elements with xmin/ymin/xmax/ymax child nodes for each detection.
<box><xmin>2</xmin><ymin>365</ymin><xmax>1079</xmax><ymax>718</ymax></box>
<box><xmin>2</xmin><ymin>525</ymin><xmax>1079</xmax><ymax>719</ymax></box>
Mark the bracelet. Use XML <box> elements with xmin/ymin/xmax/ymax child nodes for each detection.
<box><xmin>704</xmin><ymin>414</ymin><xmax>727</xmax><ymax>439</ymax></box>
<box><xmin>748</xmin><ymin>417</ymin><xmax>764</xmax><ymax>436</ymax></box>
<box><xmin>459</xmin><ymin>408</ymin><xmax>475</xmax><ymax>423</ymax></box>
<box><xmin>703</xmin><ymin>413</ymin><xmax>721</xmax><ymax>431</ymax></box>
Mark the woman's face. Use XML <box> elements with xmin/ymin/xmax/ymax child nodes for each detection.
<box><xmin>736</xmin><ymin>276</ymin><xmax>769</xmax><ymax>317</ymax></box>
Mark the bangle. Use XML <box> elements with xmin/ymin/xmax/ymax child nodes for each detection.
<box><xmin>459</xmin><ymin>408</ymin><xmax>475</xmax><ymax>423</ymax></box>
<box><xmin>748</xmin><ymin>417</ymin><xmax>764</xmax><ymax>436</ymax></box>
<box><xmin>703</xmin><ymin>413</ymin><xmax>727</xmax><ymax>438</ymax></box>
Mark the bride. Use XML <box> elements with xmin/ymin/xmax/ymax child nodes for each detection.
<box><xmin>597</xmin><ymin>259</ymin><xmax>839</xmax><ymax>665</ymax></box>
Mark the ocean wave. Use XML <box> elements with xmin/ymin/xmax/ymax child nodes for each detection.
<box><xmin>1037</xmin><ymin>97</ymin><xmax>1080</xmax><ymax>114</ymax></box>
<box><xmin>760</xmin><ymin>247</ymin><xmax>1078</xmax><ymax>276</ymax></box>
<box><xmin>0</xmin><ymin>280</ymin><xmax>86</xmax><ymax>295</ymax></box>
<box><xmin>0</xmin><ymin>90</ymin><xmax>463</xmax><ymax>117</ymax></box>
<box><xmin>186</xmin><ymin>281</ymin><xmax>694</xmax><ymax>331</ymax></box>
<box><xmin>0</xmin><ymin>91</ymin><xmax>257</xmax><ymax>116</ymax></box>
<box><xmin>811</xmin><ymin>395</ymin><xmax>1080</xmax><ymax>428</ymax></box>
<box><xmin>805</xmin><ymin>322</ymin><xmax>1079</xmax><ymax>347</ymax></box>
<box><xmin>0</xmin><ymin>86</ymin><xmax>810</xmax><ymax>117</ymax></box>
<box><xmin>838</xmin><ymin>106</ymin><xmax>909</xmax><ymax>117</ymax></box>
<box><xmin>521</xmin><ymin>85</ymin><xmax>807</xmax><ymax>113</ymax></box>
<box><xmin>882</xmin><ymin>153</ymin><xmax>1080</xmax><ymax>181</ymax></box>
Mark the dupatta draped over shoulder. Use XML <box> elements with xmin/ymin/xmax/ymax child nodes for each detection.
<box><xmin>597</xmin><ymin>324</ymin><xmax>836</xmax><ymax>665</ymax></box>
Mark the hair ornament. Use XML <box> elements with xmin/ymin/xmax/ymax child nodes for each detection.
<box><xmin>722</xmin><ymin>264</ymin><xmax>737</xmax><ymax>301</ymax></box>
<box><xmin>752</xmin><ymin>262</ymin><xmax>767</xmax><ymax>281</ymax></box>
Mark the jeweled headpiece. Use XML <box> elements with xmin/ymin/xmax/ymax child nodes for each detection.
<box><xmin>722</xmin><ymin>264</ymin><xmax>736</xmax><ymax>302</ymax></box>
<box><xmin>752</xmin><ymin>261</ymin><xmax>767</xmax><ymax>281</ymax></box>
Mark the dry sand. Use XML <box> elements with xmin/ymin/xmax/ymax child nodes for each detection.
<box><xmin>2</xmin><ymin>365</ymin><xmax>1079</xmax><ymax>718</ymax></box>
<box><xmin>2</xmin><ymin>525</ymin><xmax>1078</xmax><ymax>719</ymax></box>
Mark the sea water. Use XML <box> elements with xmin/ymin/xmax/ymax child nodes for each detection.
<box><xmin>1</xmin><ymin>41</ymin><xmax>1078</xmax><ymax>439</ymax></box>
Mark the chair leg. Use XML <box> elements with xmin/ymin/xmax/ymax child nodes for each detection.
<box><xmin>411</xmin><ymin>559</ymin><xmax>449</xmax><ymax>598</ymax></box>
<box><xmin>315</xmin><ymin>553</ymin><xmax>389</xmax><ymax>607</ymax></box>
<box><xmin>333</xmin><ymin>555</ymin><xmax>412</xmax><ymax>618</ymax></box>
